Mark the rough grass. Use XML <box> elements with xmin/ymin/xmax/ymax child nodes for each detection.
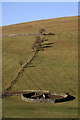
<box><xmin>2</xmin><ymin>16</ymin><xmax>78</xmax><ymax>118</ymax></box>
<box><xmin>2</xmin><ymin>35</ymin><xmax>35</xmax><ymax>89</ymax></box>
<box><xmin>2</xmin><ymin>96</ymin><xmax>78</xmax><ymax>118</ymax></box>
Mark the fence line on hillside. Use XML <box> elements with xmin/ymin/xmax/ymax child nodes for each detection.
<box><xmin>3</xmin><ymin>48</ymin><xmax>42</xmax><ymax>93</ymax></box>
<box><xmin>2</xmin><ymin>33</ymin><xmax>55</xmax><ymax>37</ymax></box>
<box><xmin>3</xmin><ymin>35</ymin><xmax>51</xmax><ymax>95</ymax></box>
<box><xmin>2</xmin><ymin>33</ymin><xmax>40</xmax><ymax>37</ymax></box>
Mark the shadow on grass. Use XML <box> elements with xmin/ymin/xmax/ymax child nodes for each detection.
<box><xmin>42</xmin><ymin>45</ymin><xmax>52</xmax><ymax>48</ymax></box>
<box><xmin>43</xmin><ymin>42</ymin><xmax>55</xmax><ymax>46</ymax></box>
<box><xmin>24</xmin><ymin>65</ymin><xmax>35</xmax><ymax>68</ymax></box>
<box><xmin>41</xmin><ymin>42</ymin><xmax>55</xmax><ymax>49</ymax></box>
<box><xmin>29</xmin><ymin>65</ymin><xmax>35</xmax><ymax>68</ymax></box>
<box><xmin>42</xmin><ymin>39</ymin><xmax>48</xmax><ymax>42</ymax></box>
<box><xmin>43</xmin><ymin>33</ymin><xmax>55</xmax><ymax>35</ymax></box>
<box><xmin>55</xmin><ymin>94</ymin><xmax>75</xmax><ymax>103</ymax></box>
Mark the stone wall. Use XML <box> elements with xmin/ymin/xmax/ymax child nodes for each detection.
<box><xmin>21</xmin><ymin>94</ymin><xmax>56</xmax><ymax>103</ymax></box>
<box><xmin>4</xmin><ymin>49</ymin><xmax>38</xmax><ymax>92</ymax></box>
<box><xmin>21</xmin><ymin>91</ymin><xmax>68</xmax><ymax>103</ymax></box>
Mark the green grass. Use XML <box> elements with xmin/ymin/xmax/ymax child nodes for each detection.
<box><xmin>2</xmin><ymin>96</ymin><xmax>78</xmax><ymax>118</ymax></box>
<box><xmin>2</xmin><ymin>35</ymin><xmax>35</xmax><ymax>89</ymax></box>
<box><xmin>2</xmin><ymin>16</ymin><xmax>78</xmax><ymax>118</ymax></box>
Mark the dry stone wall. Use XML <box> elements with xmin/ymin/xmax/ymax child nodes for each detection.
<box><xmin>21</xmin><ymin>92</ymin><xmax>68</xmax><ymax>103</ymax></box>
<box><xmin>4</xmin><ymin>50</ymin><xmax>38</xmax><ymax>92</ymax></box>
<box><xmin>21</xmin><ymin>95</ymin><xmax>56</xmax><ymax>103</ymax></box>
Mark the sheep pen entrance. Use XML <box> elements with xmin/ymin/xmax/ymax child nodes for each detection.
<box><xmin>21</xmin><ymin>91</ymin><xmax>75</xmax><ymax>103</ymax></box>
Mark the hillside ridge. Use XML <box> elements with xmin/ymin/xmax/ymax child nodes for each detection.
<box><xmin>2</xmin><ymin>16</ymin><xmax>77</xmax><ymax>27</ymax></box>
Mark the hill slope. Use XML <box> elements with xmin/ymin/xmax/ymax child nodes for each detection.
<box><xmin>2</xmin><ymin>16</ymin><xmax>78</xmax><ymax>118</ymax></box>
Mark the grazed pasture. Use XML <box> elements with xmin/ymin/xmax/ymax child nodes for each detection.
<box><xmin>2</xmin><ymin>16</ymin><xmax>78</xmax><ymax>118</ymax></box>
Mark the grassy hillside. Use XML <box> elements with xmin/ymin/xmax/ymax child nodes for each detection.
<box><xmin>2</xmin><ymin>16</ymin><xmax>78</xmax><ymax>118</ymax></box>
